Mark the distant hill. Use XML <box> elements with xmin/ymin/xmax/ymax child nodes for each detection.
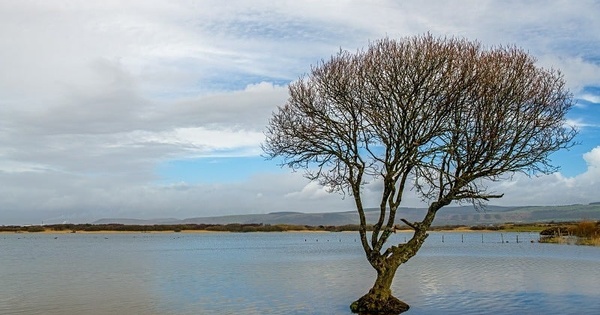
<box><xmin>94</xmin><ymin>203</ymin><xmax>600</xmax><ymax>227</ymax></box>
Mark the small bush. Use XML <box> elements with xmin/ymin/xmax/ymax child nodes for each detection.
<box><xmin>26</xmin><ymin>226</ymin><xmax>45</xmax><ymax>233</ymax></box>
<box><xmin>571</xmin><ymin>221</ymin><xmax>598</xmax><ymax>238</ymax></box>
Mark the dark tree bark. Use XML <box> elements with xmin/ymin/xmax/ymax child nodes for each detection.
<box><xmin>263</xmin><ymin>34</ymin><xmax>576</xmax><ymax>314</ymax></box>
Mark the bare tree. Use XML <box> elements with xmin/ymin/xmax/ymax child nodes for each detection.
<box><xmin>263</xmin><ymin>34</ymin><xmax>576</xmax><ymax>314</ymax></box>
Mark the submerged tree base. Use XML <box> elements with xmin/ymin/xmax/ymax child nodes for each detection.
<box><xmin>350</xmin><ymin>292</ymin><xmax>410</xmax><ymax>315</ymax></box>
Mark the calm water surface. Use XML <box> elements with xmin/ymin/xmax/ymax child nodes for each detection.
<box><xmin>1</xmin><ymin>232</ymin><xmax>599</xmax><ymax>314</ymax></box>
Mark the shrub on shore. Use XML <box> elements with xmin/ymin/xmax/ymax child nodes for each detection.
<box><xmin>540</xmin><ymin>220</ymin><xmax>600</xmax><ymax>245</ymax></box>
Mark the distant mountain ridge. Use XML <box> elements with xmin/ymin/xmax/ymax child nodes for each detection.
<box><xmin>94</xmin><ymin>203</ymin><xmax>600</xmax><ymax>226</ymax></box>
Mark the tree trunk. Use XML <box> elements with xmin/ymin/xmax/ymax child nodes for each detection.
<box><xmin>350</xmin><ymin>261</ymin><xmax>409</xmax><ymax>314</ymax></box>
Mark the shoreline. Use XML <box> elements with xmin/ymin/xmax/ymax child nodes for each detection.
<box><xmin>1</xmin><ymin>221</ymin><xmax>588</xmax><ymax>235</ymax></box>
<box><xmin>2</xmin><ymin>229</ymin><xmax>226</xmax><ymax>235</ymax></box>
<box><xmin>0</xmin><ymin>228</ymin><xmax>341</xmax><ymax>235</ymax></box>
<box><xmin>0</xmin><ymin>227</ymin><xmax>540</xmax><ymax>235</ymax></box>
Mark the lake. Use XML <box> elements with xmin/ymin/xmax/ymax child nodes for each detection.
<box><xmin>1</xmin><ymin>231</ymin><xmax>599</xmax><ymax>314</ymax></box>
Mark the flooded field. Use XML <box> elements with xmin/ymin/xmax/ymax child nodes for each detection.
<box><xmin>1</xmin><ymin>232</ymin><xmax>599</xmax><ymax>314</ymax></box>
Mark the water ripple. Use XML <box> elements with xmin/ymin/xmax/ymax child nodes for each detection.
<box><xmin>1</xmin><ymin>232</ymin><xmax>599</xmax><ymax>314</ymax></box>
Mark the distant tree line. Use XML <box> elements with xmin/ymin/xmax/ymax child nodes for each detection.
<box><xmin>0</xmin><ymin>223</ymin><xmax>366</xmax><ymax>233</ymax></box>
<box><xmin>2</xmin><ymin>221</ymin><xmax>596</xmax><ymax>234</ymax></box>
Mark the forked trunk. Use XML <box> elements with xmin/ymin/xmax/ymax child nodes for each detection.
<box><xmin>350</xmin><ymin>262</ymin><xmax>409</xmax><ymax>314</ymax></box>
<box><xmin>351</xmin><ymin>225</ymin><xmax>432</xmax><ymax>314</ymax></box>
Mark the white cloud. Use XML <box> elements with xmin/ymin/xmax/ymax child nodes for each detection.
<box><xmin>126</xmin><ymin>127</ymin><xmax>265</xmax><ymax>157</ymax></box>
<box><xmin>583</xmin><ymin>147</ymin><xmax>600</xmax><ymax>171</ymax></box>
<box><xmin>486</xmin><ymin>146</ymin><xmax>600</xmax><ymax>206</ymax></box>
<box><xmin>0</xmin><ymin>160</ymin><xmax>51</xmax><ymax>174</ymax></box>
<box><xmin>564</xmin><ymin>119</ymin><xmax>598</xmax><ymax>130</ymax></box>
<box><xmin>580</xmin><ymin>93</ymin><xmax>600</xmax><ymax>104</ymax></box>
<box><xmin>285</xmin><ymin>181</ymin><xmax>334</xmax><ymax>200</ymax></box>
<box><xmin>0</xmin><ymin>1</ymin><xmax>598</xmax><ymax>224</ymax></box>
<box><xmin>538</xmin><ymin>56</ymin><xmax>600</xmax><ymax>93</ymax></box>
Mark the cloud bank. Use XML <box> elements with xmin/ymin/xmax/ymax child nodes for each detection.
<box><xmin>0</xmin><ymin>1</ymin><xmax>599</xmax><ymax>224</ymax></box>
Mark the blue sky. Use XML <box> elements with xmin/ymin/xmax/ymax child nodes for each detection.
<box><xmin>157</xmin><ymin>157</ymin><xmax>283</xmax><ymax>184</ymax></box>
<box><xmin>0</xmin><ymin>1</ymin><xmax>599</xmax><ymax>225</ymax></box>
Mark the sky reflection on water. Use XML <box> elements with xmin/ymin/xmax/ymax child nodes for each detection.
<box><xmin>1</xmin><ymin>232</ymin><xmax>599</xmax><ymax>314</ymax></box>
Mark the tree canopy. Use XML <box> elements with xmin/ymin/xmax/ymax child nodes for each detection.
<box><xmin>263</xmin><ymin>34</ymin><xmax>576</xmax><ymax>314</ymax></box>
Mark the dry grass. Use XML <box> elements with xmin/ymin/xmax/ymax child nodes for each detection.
<box><xmin>577</xmin><ymin>237</ymin><xmax>600</xmax><ymax>246</ymax></box>
<box><xmin>539</xmin><ymin>221</ymin><xmax>600</xmax><ymax>246</ymax></box>
<box><xmin>571</xmin><ymin>221</ymin><xmax>598</xmax><ymax>237</ymax></box>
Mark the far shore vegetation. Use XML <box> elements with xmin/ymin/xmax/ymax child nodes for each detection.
<box><xmin>539</xmin><ymin>220</ymin><xmax>600</xmax><ymax>246</ymax></box>
<box><xmin>2</xmin><ymin>220</ymin><xmax>599</xmax><ymax>245</ymax></box>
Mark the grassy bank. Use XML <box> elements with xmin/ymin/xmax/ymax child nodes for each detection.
<box><xmin>2</xmin><ymin>221</ymin><xmax>593</xmax><ymax>235</ymax></box>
